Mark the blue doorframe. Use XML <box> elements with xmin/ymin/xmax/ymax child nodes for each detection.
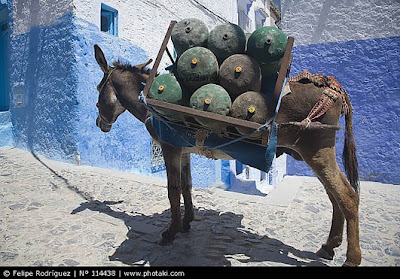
<box><xmin>0</xmin><ymin>4</ymin><xmax>10</xmax><ymax>111</ymax></box>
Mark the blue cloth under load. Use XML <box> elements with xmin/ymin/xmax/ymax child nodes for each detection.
<box><xmin>145</xmin><ymin>75</ymin><xmax>286</xmax><ymax>173</ymax></box>
<box><xmin>151</xmin><ymin>117</ymin><xmax>278</xmax><ymax>173</ymax></box>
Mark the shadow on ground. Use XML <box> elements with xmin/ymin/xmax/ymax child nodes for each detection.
<box><xmin>72</xmin><ymin>200</ymin><xmax>327</xmax><ymax>266</ymax></box>
<box><xmin>30</xmin><ymin>151</ymin><xmax>93</xmax><ymax>201</ymax></box>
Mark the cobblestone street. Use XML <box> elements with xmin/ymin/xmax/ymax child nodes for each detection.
<box><xmin>1</xmin><ymin>147</ymin><xmax>399</xmax><ymax>266</ymax></box>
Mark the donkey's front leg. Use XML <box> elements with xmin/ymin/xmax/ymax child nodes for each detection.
<box><xmin>160</xmin><ymin>143</ymin><xmax>183</xmax><ymax>245</ymax></box>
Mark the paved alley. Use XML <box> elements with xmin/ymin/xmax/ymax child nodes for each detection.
<box><xmin>0</xmin><ymin>147</ymin><xmax>399</xmax><ymax>266</ymax></box>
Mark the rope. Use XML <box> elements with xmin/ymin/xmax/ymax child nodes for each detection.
<box><xmin>195</xmin><ymin>129</ymin><xmax>210</xmax><ymax>146</ymax></box>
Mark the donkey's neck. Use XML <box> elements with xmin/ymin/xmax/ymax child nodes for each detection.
<box><xmin>116</xmin><ymin>79</ymin><xmax>148</xmax><ymax>123</ymax></box>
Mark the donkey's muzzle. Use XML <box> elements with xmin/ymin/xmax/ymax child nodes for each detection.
<box><xmin>96</xmin><ymin>115</ymin><xmax>112</xmax><ymax>133</ymax></box>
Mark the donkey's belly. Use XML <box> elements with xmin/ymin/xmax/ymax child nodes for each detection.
<box><xmin>183</xmin><ymin>146</ymin><xmax>234</xmax><ymax>160</ymax></box>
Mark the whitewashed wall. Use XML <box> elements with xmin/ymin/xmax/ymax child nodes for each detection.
<box><xmin>72</xmin><ymin>0</ymin><xmax>281</xmax><ymax>67</ymax></box>
<box><xmin>11</xmin><ymin>0</ymin><xmax>73</xmax><ymax>35</ymax></box>
<box><xmin>280</xmin><ymin>0</ymin><xmax>400</xmax><ymax>185</ymax></box>
<box><xmin>281</xmin><ymin>0</ymin><xmax>400</xmax><ymax>46</ymax></box>
<box><xmin>72</xmin><ymin>0</ymin><xmax>286</xmax><ymax>192</ymax></box>
<box><xmin>73</xmin><ymin>0</ymin><xmax>238</xmax><ymax>68</ymax></box>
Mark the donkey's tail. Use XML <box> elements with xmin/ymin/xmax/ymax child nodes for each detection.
<box><xmin>342</xmin><ymin>91</ymin><xmax>360</xmax><ymax>194</ymax></box>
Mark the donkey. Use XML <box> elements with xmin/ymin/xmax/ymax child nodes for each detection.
<box><xmin>93</xmin><ymin>44</ymin><xmax>361</xmax><ymax>266</ymax></box>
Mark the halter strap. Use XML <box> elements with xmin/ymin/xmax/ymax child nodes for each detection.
<box><xmin>98</xmin><ymin>67</ymin><xmax>117</xmax><ymax>94</ymax></box>
<box><xmin>97</xmin><ymin>67</ymin><xmax>118</xmax><ymax>126</ymax></box>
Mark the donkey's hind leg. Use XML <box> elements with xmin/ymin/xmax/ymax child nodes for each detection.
<box><xmin>160</xmin><ymin>143</ymin><xmax>183</xmax><ymax>245</ymax></box>
<box><xmin>316</xmin><ymin>190</ymin><xmax>345</xmax><ymax>260</ymax></box>
<box><xmin>302</xmin><ymin>146</ymin><xmax>361</xmax><ymax>266</ymax></box>
<box><xmin>181</xmin><ymin>153</ymin><xmax>194</xmax><ymax>232</ymax></box>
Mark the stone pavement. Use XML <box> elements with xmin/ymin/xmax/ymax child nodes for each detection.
<box><xmin>0</xmin><ymin>147</ymin><xmax>399</xmax><ymax>266</ymax></box>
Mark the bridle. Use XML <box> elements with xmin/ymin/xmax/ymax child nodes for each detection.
<box><xmin>96</xmin><ymin>65</ymin><xmax>148</xmax><ymax>127</ymax></box>
<box><xmin>97</xmin><ymin>67</ymin><xmax>118</xmax><ymax>126</ymax></box>
<box><xmin>98</xmin><ymin>67</ymin><xmax>117</xmax><ymax>95</ymax></box>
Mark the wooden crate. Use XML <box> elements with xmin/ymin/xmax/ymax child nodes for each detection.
<box><xmin>142</xmin><ymin>21</ymin><xmax>294</xmax><ymax>147</ymax></box>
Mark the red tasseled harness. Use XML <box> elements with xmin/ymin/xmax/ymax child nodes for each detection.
<box><xmin>289</xmin><ymin>70</ymin><xmax>350</xmax><ymax>126</ymax></box>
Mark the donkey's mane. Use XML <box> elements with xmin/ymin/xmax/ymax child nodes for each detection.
<box><xmin>112</xmin><ymin>61</ymin><xmax>136</xmax><ymax>72</ymax></box>
<box><xmin>112</xmin><ymin>61</ymin><xmax>151</xmax><ymax>75</ymax></box>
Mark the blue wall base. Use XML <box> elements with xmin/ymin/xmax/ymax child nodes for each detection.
<box><xmin>288</xmin><ymin>36</ymin><xmax>400</xmax><ymax>185</ymax></box>
<box><xmin>8</xmin><ymin>12</ymin><xmax>221</xmax><ymax>188</ymax></box>
<box><xmin>0</xmin><ymin>111</ymin><xmax>14</xmax><ymax>147</ymax></box>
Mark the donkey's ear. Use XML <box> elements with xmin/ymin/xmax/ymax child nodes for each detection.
<box><xmin>134</xmin><ymin>58</ymin><xmax>153</xmax><ymax>71</ymax></box>
<box><xmin>94</xmin><ymin>44</ymin><xmax>110</xmax><ymax>73</ymax></box>
<box><xmin>135</xmin><ymin>59</ymin><xmax>153</xmax><ymax>82</ymax></box>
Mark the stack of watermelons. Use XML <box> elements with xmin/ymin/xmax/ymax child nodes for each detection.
<box><xmin>147</xmin><ymin>18</ymin><xmax>288</xmax><ymax>135</ymax></box>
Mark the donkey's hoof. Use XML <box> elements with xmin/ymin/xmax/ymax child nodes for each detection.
<box><xmin>159</xmin><ymin>230</ymin><xmax>175</xmax><ymax>246</ymax></box>
<box><xmin>159</xmin><ymin>235</ymin><xmax>173</xmax><ymax>246</ymax></box>
<box><xmin>342</xmin><ymin>261</ymin><xmax>359</xmax><ymax>267</ymax></box>
<box><xmin>316</xmin><ymin>246</ymin><xmax>334</xmax><ymax>260</ymax></box>
<box><xmin>342</xmin><ymin>251</ymin><xmax>361</xmax><ymax>266</ymax></box>
<box><xmin>159</xmin><ymin>237</ymin><xmax>173</xmax><ymax>246</ymax></box>
<box><xmin>182</xmin><ymin>222</ymin><xmax>191</xmax><ymax>233</ymax></box>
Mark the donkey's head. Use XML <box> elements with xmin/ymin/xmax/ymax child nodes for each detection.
<box><xmin>94</xmin><ymin>44</ymin><xmax>152</xmax><ymax>132</ymax></box>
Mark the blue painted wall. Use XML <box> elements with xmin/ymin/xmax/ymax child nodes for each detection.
<box><xmin>6</xmin><ymin>0</ymin><xmax>399</xmax><ymax>186</ymax></box>
<box><xmin>10</xmin><ymin>12</ymin><xmax>79</xmax><ymax>161</ymax></box>
<box><xmin>0</xmin><ymin>3</ymin><xmax>10</xmax><ymax>111</ymax></box>
<box><xmin>0</xmin><ymin>111</ymin><xmax>13</xmax><ymax>146</ymax></box>
<box><xmin>287</xmin><ymin>36</ymin><xmax>400</xmax><ymax>184</ymax></box>
<box><xmin>7</xmin><ymin>6</ymin><xmax>220</xmax><ymax>188</ymax></box>
<box><xmin>73</xmin><ymin>17</ymin><xmax>220</xmax><ymax>187</ymax></box>
<box><xmin>0</xmin><ymin>2</ymin><xmax>13</xmax><ymax>147</ymax></box>
<box><xmin>73</xmin><ymin>16</ymin><xmax>151</xmax><ymax>173</ymax></box>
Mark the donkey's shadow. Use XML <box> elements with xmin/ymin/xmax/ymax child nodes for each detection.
<box><xmin>72</xmin><ymin>200</ymin><xmax>327</xmax><ymax>266</ymax></box>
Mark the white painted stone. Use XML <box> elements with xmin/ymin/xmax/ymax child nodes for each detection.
<box><xmin>11</xmin><ymin>0</ymin><xmax>73</xmax><ymax>35</ymax></box>
<box><xmin>281</xmin><ymin>0</ymin><xmax>400</xmax><ymax>46</ymax></box>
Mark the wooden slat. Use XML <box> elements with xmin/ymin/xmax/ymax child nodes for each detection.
<box><xmin>146</xmin><ymin>99</ymin><xmax>262</xmax><ymax>130</ymax></box>
<box><xmin>142</xmin><ymin>20</ymin><xmax>177</xmax><ymax>97</ymax></box>
<box><xmin>273</xmin><ymin>37</ymin><xmax>294</xmax><ymax>108</ymax></box>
